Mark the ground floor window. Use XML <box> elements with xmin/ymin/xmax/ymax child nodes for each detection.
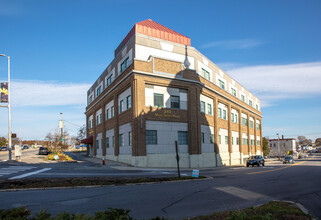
<box><xmin>106</xmin><ymin>137</ymin><xmax>109</xmax><ymax>148</ymax></box>
<box><xmin>146</xmin><ymin>130</ymin><xmax>157</xmax><ymax>145</ymax></box>
<box><xmin>119</xmin><ymin>134</ymin><xmax>124</xmax><ymax>147</ymax></box>
<box><xmin>178</xmin><ymin>131</ymin><xmax>188</xmax><ymax>145</ymax></box>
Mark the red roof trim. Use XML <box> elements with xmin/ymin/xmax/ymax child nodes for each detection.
<box><xmin>114</xmin><ymin>19</ymin><xmax>191</xmax><ymax>57</ymax></box>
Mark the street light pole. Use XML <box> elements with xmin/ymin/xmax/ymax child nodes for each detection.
<box><xmin>60</xmin><ymin>113</ymin><xmax>64</xmax><ymax>144</ymax></box>
<box><xmin>0</xmin><ymin>54</ymin><xmax>12</xmax><ymax>161</ymax></box>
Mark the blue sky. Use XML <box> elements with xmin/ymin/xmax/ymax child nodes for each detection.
<box><xmin>0</xmin><ymin>0</ymin><xmax>321</xmax><ymax>141</ymax></box>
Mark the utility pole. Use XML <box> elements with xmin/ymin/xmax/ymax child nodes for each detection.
<box><xmin>0</xmin><ymin>54</ymin><xmax>12</xmax><ymax>161</ymax></box>
<box><xmin>59</xmin><ymin>113</ymin><xmax>64</xmax><ymax>143</ymax></box>
<box><xmin>277</xmin><ymin>133</ymin><xmax>280</xmax><ymax>160</ymax></box>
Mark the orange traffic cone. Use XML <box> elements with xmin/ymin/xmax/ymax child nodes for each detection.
<box><xmin>102</xmin><ymin>158</ymin><xmax>105</xmax><ymax>165</ymax></box>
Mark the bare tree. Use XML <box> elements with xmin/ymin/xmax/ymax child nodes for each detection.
<box><xmin>315</xmin><ymin>138</ymin><xmax>321</xmax><ymax>146</ymax></box>
<box><xmin>297</xmin><ymin>136</ymin><xmax>307</xmax><ymax>145</ymax></box>
<box><xmin>45</xmin><ymin>129</ymin><xmax>69</xmax><ymax>154</ymax></box>
<box><xmin>74</xmin><ymin>125</ymin><xmax>86</xmax><ymax>145</ymax></box>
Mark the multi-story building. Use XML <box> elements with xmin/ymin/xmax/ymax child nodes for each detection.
<box><xmin>84</xmin><ymin>19</ymin><xmax>262</xmax><ymax>168</ymax></box>
<box><xmin>269</xmin><ymin>136</ymin><xmax>297</xmax><ymax>157</ymax></box>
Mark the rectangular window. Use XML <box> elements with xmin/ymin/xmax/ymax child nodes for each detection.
<box><xmin>112</xmin><ymin>136</ymin><xmax>114</xmax><ymax>148</ymax></box>
<box><xmin>249</xmin><ymin>100</ymin><xmax>253</xmax><ymax>107</ymax></box>
<box><xmin>242</xmin><ymin>138</ymin><xmax>248</xmax><ymax>145</ymax></box>
<box><xmin>106</xmin><ymin>109</ymin><xmax>109</xmax><ymax>120</ymax></box>
<box><xmin>201</xmin><ymin>68</ymin><xmax>210</xmax><ymax>80</ymax></box>
<box><xmin>241</xmin><ymin>95</ymin><xmax>245</xmax><ymax>102</ymax></box>
<box><xmin>231</xmin><ymin>113</ymin><xmax>234</xmax><ymax>122</ymax></box>
<box><xmin>219</xmin><ymin>79</ymin><xmax>225</xmax><ymax>90</ymax></box>
<box><xmin>219</xmin><ymin>135</ymin><xmax>221</xmax><ymax>144</ymax></box>
<box><xmin>200</xmin><ymin>101</ymin><xmax>205</xmax><ymax>113</ymax></box>
<box><xmin>257</xmin><ymin>140</ymin><xmax>261</xmax><ymax>146</ymax></box>
<box><xmin>210</xmin><ymin>134</ymin><xmax>214</xmax><ymax>143</ymax></box>
<box><xmin>237</xmin><ymin>137</ymin><xmax>239</xmax><ymax>145</ymax></box>
<box><xmin>218</xmin><ymin>108</ymin><xmax>222</xmax><ymax>119</ymax></box>
<box><xmin>154</xmin><ymin>93</ymin><xmax>164</xmax><ymax>107</ymax></box>
<box><xmin>121</xmin><ymin>57</ymin><xmax>129</xmax><ymax>72</ymax></box>
<box><xmin>89</xmin><ymin>95</ymin><xmax>93</xmax><ymax>103</ymax></box>
<box><xmin>256</xmin><ymin>123</ymin><xmax>260</xmax><ymax>130</ymax></box>
<box><xmin>235</xmin><ymin>114</ymin><xmax>238</xmax><ymax>123</ymax></box>
<box><xmin>250</xmin><ymin>121</ymin><xmax>254</xmax><ymax>128</ymax></box>
<box><xmin>119</xmin><ymin>134</ymin><xmax>124</xmax><ymax>147</ymax></box>
<box><xmin>119</xmin><ymin>100</ymin><xmax>124</xmax><ymax>113</ymax></box>
<box><xmin>127</xmin><ymin>95</ymin><xmax>131</xmax><ymax>109</ymax></box>
<box><xmin>146</xmin><ymin>130</ymin><xmax>157</xmax><ymax>145</ymax></box>
<box><xmin>111</xmin><ymin>106</ymin><xmax>114</xmax><ymax>118</ymax></box>
<box><xmin>201</xmin><ymin>132</ymin><xmax>205</xmax><ymax>143</ymax></box>
<box><xmin>178</xmin><ymin>131</ymin><xmax>188</xmax><ymax>145</ymax></box>
<box><xmin>96</xmin><ymin>140</ymin><xmax>99</xmax><ymax>149</ymax></box>
<box><xmin>256</xmin><ymin>104</ymin><xmax>259</xmax><ymax>110</ymax></box>
<box><xmin>99</xmin><ymin>114</ymin><xmax>102</xmax><ymax>124</ymax></box>
<box><xmin>223</xmin><ymin>110</ymin><xmax>227</xmax><ymax>120</ymax></box>
<box><xmin>107</xmin><ymin>75</ymin><xmax>112</xmax><ymax>86</ymax></box>
<box><xmin>106</xmin><ymin>137</ymin><xmax>109</xmax><ymax>148</ymax></box>
<box><xmin>231</xmin><ymin>88</ymin><xmax>236</xmax><ymax>96</ymax></box>
<box><xmin>251</xmin><ymin>139</ymin><xmax>254</xmax><ymax>146</ymax></box>
<box><xmin>242</xmin><ymin>117</ymin><xmax>248</xmax><ymax>126</ymax></box>
<box><xmin>96</xmin><ymin>115</ymin><xmax>99</xmax><ymax>125</ymax></box>
<box><xmin>129</xmin><ymin>132</ymin><xmax>132</xmax><ymax>146</ymax></box>
<box><xmin>171</xmin><ymin>95</ymin><xmax>180</xmax><ymax>109</ymax></box>
<box><xmin>207</xmin><ymin>103</ymin><xmax>212</xmax><ymax>115</ymax></box>
<box><xmin>225</xmin><ymin>136</ymin><xmax>228</xmax><ymax>144</ymax></box>
<box><xmin>232</xmin><ymin>137</ymin><xmax>234</xmax><ymax>145</ymax></box>
<box><xmin>97</xmin><ymin>86</ymin><xmax>101</xmax><ymax>96</ymax></box>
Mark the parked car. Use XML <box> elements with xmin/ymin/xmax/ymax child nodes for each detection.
<box><xmin>22</xmin><ymin>145</ymin><xmax>29</xmax><ymax>150</ymax></box>
<box><xmin>283</xmin><ymin>156</ymin><xmax>295</xmax><ymax>164</ymax></box>
<box><xmin>246</xmin><ymin>155</ymin><xmax>265</xmax><ymax>167</ymax></box>
<box><xmin>38</xmin><ymin>147</ymin><xmax>50</xmax><ymax>155</ymax></box>
<box><xmin>0</xmin><ymin>146</ymin><xmax>8</xmax><ymax>151</ymax></box>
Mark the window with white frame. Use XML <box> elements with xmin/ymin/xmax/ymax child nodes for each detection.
<box><xmin>242</xmin><ymin>117</ymin><xmax>247</xmax><ymax>126</ymax></box>
<box><xmin>207</xmin><ymin>103</ymin><xmax>212</xmax><ymax>115</ymax></box>
<box><xmin>127</xmin><ymin>95</ymin><xmax>131</xmax><ymax>109</ymax></box>
<box><xmin>219</xmin><ymin>79</ymin><xmax>225</xmax><ymax>90</ymax></box>
<box><xmin>200</xmin><ymin>101</ymin><xmax>205</xmax><ymax>113</ymax></box>
<box><xmin>201</xmin><ymin>68</ymin><xmax>210</xmax><ymax>80</ymax></box>
<box><xmin>231</xmin><ymin>88</ymin><xmax>236</xmax><ymax>96</ymax></box>
<box><xmin>249</xmin><ymin>100</ymin><xmax>253</xmax><ymax>107</ymax></box>
<box><xmin>121</xmin><ymin>57</ymin><xmax>129</xmax><ymax>72</ymax></box>
<box><xmin>119</xmin><ymin>100</ymin><xmax>124</xmax><ymax>113</ymax></box>
<box><xmin>154</xmin><ymin>93</ymin><xmax>164</xmax><ymax>107</ymax></box>
<box><xmin>97</xmin><ymin>86</ymin><xmax>102</xmax><ymax>96</ymax></box>
<box><xmin>171</xmin><ymin>95</ymin><xmax>180</xmax><ymax>109</ymax></box>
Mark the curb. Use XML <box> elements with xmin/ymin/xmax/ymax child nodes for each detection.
<box><xmin>0</xmin><ymin>176</ymin><xmax>213</xmax><ymax>192</ymax></box>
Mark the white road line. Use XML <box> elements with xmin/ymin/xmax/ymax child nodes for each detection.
<box><xmin>9</xmin><ymin>168</ymin><xmax>52</xmax><ymax>180</ymax></box>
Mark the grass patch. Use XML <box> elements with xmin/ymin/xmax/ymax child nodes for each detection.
<box><xmin>189</xmin><ymin>201</ymin><xmax>311</xmax><ymax>220</ymax></box>
<box><xmin>0</xmin><ymin>176</ymin><xmax>205</xmax><ymax>190</ymax></box>
<box><xmin>0</xmin><ymin>201</ymin><xmax>311</xmax><ymax>219</ymax></box>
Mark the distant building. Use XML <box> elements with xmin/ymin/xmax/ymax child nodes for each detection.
<box><xmin>269</xmin><ymin>136</ymin><xmax>296</xmax><ymax>156</ymax></box>
<box><xmin>84</xmin><ymin>19</ymin><xmax>262</xmax><ymax>168</ymax></box>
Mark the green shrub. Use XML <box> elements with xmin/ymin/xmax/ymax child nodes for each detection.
<box><xmin>0</xmin><ymin>206</ymin><xmax>31</xmax><ymax>220</ymax></box>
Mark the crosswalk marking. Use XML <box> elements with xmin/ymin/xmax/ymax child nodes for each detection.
<box><xmin>9</xmin><ymin>168</ymin><xmax>52</xmax><ymax>180</ymax></box>
<box><xmin>0</xmin><ymin>166</ymin><xmax>36</xmax><ymax>178</ymax></box>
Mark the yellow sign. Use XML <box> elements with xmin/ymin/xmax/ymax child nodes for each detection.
<box><xmin>155</xmin><ymin>110</ymin><xmax>180</xmax><ymax>119</ymax></box>
<box><xmin>89</xmin><ymin>129</ymin><xmax>93</xmax><ymax>135</ymax></box>
<box><xmin>0</xmin><ymin>87</ymin><xmax>8</xmax><ymax>95</ymax></box>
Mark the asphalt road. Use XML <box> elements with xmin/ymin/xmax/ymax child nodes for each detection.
<box><xmin>0</xmin><ymin>153</ymin><xmax>320</xmax><ymax>219</ymax></box>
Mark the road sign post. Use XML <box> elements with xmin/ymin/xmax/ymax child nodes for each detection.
<box><xmin>175</xmin><ymin>141</ymin><xmax>180</xmax><ymax>178</ymax></box>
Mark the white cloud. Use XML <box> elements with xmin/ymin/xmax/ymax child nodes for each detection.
<box><xmin>227</xmin><ymin>62</ymin><xmax>321</xmax><ymax>107</ymax></box>
<box><xmin>10</xmin><ymin>80</ymin><xmax>91</xmax><ymax>107</ymax></box>
<box><xmin>201</xmin><ymin>39</ymin><xmax>265</xmax><ymax>49</ymax></box>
